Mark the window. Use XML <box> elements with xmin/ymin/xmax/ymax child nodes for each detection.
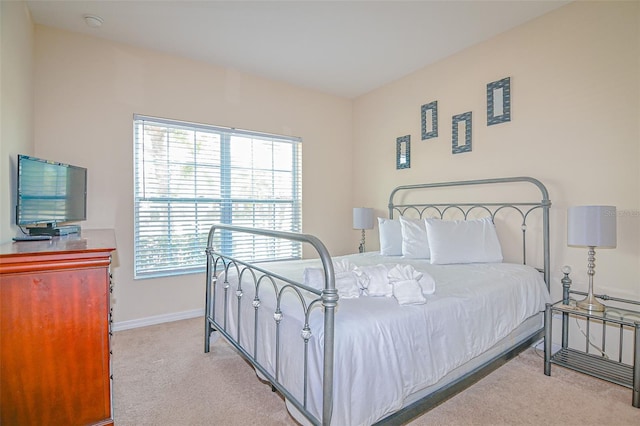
<box><xmin>133</xmin><ymin>115</ymin><xmax>302</xmax><ymax>279</ymax></box>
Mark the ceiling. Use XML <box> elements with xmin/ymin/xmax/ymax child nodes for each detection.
<box><xmin>26</xmin><ymin>0</ymin><xmax>570</xmax><ymax>99</ymax></box>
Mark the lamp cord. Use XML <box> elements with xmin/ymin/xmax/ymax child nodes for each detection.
<box><xmin>574</xmin><ymin>316</ymin><xmax>609</xmax><ymax>359</ymax></box>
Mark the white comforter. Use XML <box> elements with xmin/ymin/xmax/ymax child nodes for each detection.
<box><xmin>212</xmin><ymin>253</ymin><xmax>551</xmax><ymax>426</ymax></box>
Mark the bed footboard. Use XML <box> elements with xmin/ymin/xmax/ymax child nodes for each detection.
<box><xmin>204</xmin><ymin>225</ymin><xmax>336</xmax><ymax>426</ymax></box>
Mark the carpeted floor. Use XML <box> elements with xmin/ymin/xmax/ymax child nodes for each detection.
<box><xmin>112</xmin><ymin>317</ymin><xmax>639</xmax><ymax>425</ymax></box>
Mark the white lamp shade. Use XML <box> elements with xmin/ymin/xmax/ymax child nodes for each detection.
<box><xmin>567</xmin><ymin>205</ymin><xmax>617</xmax><ymax>248</ymax></box>
<box><xmin>353</xmin><ymin>207</ymin><xmax>374</xmax><ymax>230</ymax></box>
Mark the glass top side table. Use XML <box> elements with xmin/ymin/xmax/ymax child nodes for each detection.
<box><xmin>543</xmin><ymin>268</ymin><xmax>640</xmax><ymax>408</ymax></box>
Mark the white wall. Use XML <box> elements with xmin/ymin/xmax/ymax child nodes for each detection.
<box><xmin>352</xmin><ymin>1</ymin><xmax>640</xmax><ymax>302</ymax></box>
<box><xmin>0</xmin><ymin>1</ymin><xmax>34</xmax><ymax>242</ymax></box>
<box><xmin>33</xmin><ymin>26</ymin><xmax>353</xmax><ymax>324</ymax></box>
<box><xmin>14</xmin><ymin>0</ymin><xmax>640</xmax><ymax>327</ymax></box>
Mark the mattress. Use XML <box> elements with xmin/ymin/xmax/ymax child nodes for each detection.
<box><xmin>211</xmin><ymin>252</ymin><xmax>551</xmax><ymax>426</ymax></box>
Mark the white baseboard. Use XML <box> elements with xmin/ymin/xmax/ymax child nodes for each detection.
<box><xmin>112</xmin><ymin>308</ymin><xmax>204</xmax><ymax>332</ymax></box>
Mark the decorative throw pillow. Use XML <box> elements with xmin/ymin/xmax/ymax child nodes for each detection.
<box><xmin>399</xmin><ymin>216</ymin><xmax>430</xmax><ymax>259</ymax></box>
<box><xmin>377</xmin><ymin>217</ymin><xmax>402</xmax><ymax>256</ymax></box>
<box><xmin>425</xmin><ymin>217</ymin><xmax>503</xmax><ymax>264</ymax></box>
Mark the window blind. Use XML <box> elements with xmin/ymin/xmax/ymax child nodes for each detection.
<box><xmin>133</xmin><ymin>114</ymin><xmax>302</xmax><ymax>279</ymax></box>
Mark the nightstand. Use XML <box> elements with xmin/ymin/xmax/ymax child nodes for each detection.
<box><xmin>543</xmin><ymin>269</ymin><xmax>640</xmax><ymax>408</ymax></box>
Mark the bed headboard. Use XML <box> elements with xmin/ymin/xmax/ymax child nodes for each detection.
<box><xmin>388</xmin><ymin>176</ymin><xmax>551</xmax><ymax>289</ymax></box>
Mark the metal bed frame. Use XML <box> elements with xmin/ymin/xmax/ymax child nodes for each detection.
<box><xmin>204</xmin><ymin>176</ymin><xmax>551</xmax><ymax>426</ymax></box>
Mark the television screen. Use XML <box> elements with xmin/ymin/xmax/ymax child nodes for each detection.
<box><xmin>16</xmin><ymin>155</ymin><xmax>87</xmax><ymax>227</ymax></box>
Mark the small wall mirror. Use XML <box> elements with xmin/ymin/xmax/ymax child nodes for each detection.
<box><xmin>421</xmin><ymin>101</ymin><xmax>438</xmax><ymax>140</ymax></box>
<box><xmin>487</xmin><ymin>77</ymin><xmax>511</xmax><ymax>125</ymax></box>
<box><xmin>452</xmin><ymin>112</ymin><xmax>472</xmax><ymax>154</ymax></box>
<box><xmin>396</xmin><ymin>135</ymin><xmax>411</xmax><ymax>169</ymax></box>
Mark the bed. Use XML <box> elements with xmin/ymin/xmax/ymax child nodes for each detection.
<box><xmin>204</xmin><ymin>176</ymin><xmax>552</xmax><ymax>425</ymax></box>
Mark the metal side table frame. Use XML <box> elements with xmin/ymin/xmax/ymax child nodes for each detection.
<box><xmin>544</xmin><ymin>269</ymin><xmax>640</xmax><ymax>408</ymax></box>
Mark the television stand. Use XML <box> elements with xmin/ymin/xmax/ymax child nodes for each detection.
<box><xmin>28</xmin><ymin>225</ymin><xmax>81</xmax><ymax>236</ymax></box>
<box><xmin>1</xmin><ymin>229</ymin><xmax>116</xmax><ymax>425</ymax></box>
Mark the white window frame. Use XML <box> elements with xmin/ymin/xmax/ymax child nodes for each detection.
<box><xmin>133</xmin><ymin>114</ymin><xmax>302</xmax><ymax>279</ymax></box>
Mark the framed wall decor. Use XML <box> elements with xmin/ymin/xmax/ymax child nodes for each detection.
<box><xmin>487</xmin><ymin>77</ymin><xmax>511</xmax><ymax>125</ymax></box>
<box><xmin>452</xmin><ymin>112</ymin><xmax>472</xmax><ymax>154</ymax></box>
<box><xmin>421</xmin><ymin>100</ymin><xmax>438</xmax><ymax>140</ymax></box>
<box><xmin>396</xmin><ymin>135</ymin><xmax>410</xmax><ymax>169</ymax></box>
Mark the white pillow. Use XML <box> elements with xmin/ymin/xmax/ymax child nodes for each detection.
<box><xmin>377</xmin><ymin>218</ymin><xmax>402</xmax><ymax>256</ymax></box>
<box><xmin>425</xmin><ymin>217</ymin><xmax>503</xmax><ymax>265</ymax></box>
<box><xmin>399</xmin><ymin>216</ymin><xmax>430</xmax><ymax>259</ymax></box>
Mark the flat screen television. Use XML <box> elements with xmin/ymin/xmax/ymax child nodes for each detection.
<box><xmin>16</xmin><ymin>154</ymin><xmax>87</xmax><ymax>236</ymax></box>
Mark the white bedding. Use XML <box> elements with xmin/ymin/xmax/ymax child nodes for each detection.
<box><xmin>212</xmin><ymin>252</ymin><xmax>551</xmax><ymax>426</ymax></box>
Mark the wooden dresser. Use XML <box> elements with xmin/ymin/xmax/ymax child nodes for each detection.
<box><xmin>0</xmin><ymin>229</ymin><xmax>116</xmax><ymax>426</ymax></box>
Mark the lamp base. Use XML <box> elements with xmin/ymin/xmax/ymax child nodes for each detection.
<box><xmin>576</xmin><ymin>294</ymin><xmax>605</xmax><ymax>312</ymax></box>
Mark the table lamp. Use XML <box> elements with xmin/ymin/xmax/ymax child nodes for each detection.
<box><xmin>567</xmin><ymin>205</ymin><xmax>617</xmax><ymax>312</ymax></box>
<box><xmin>353</xmin><ymin>207</ymin><xmax>374</xmax><ymax>253</ymax></box>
